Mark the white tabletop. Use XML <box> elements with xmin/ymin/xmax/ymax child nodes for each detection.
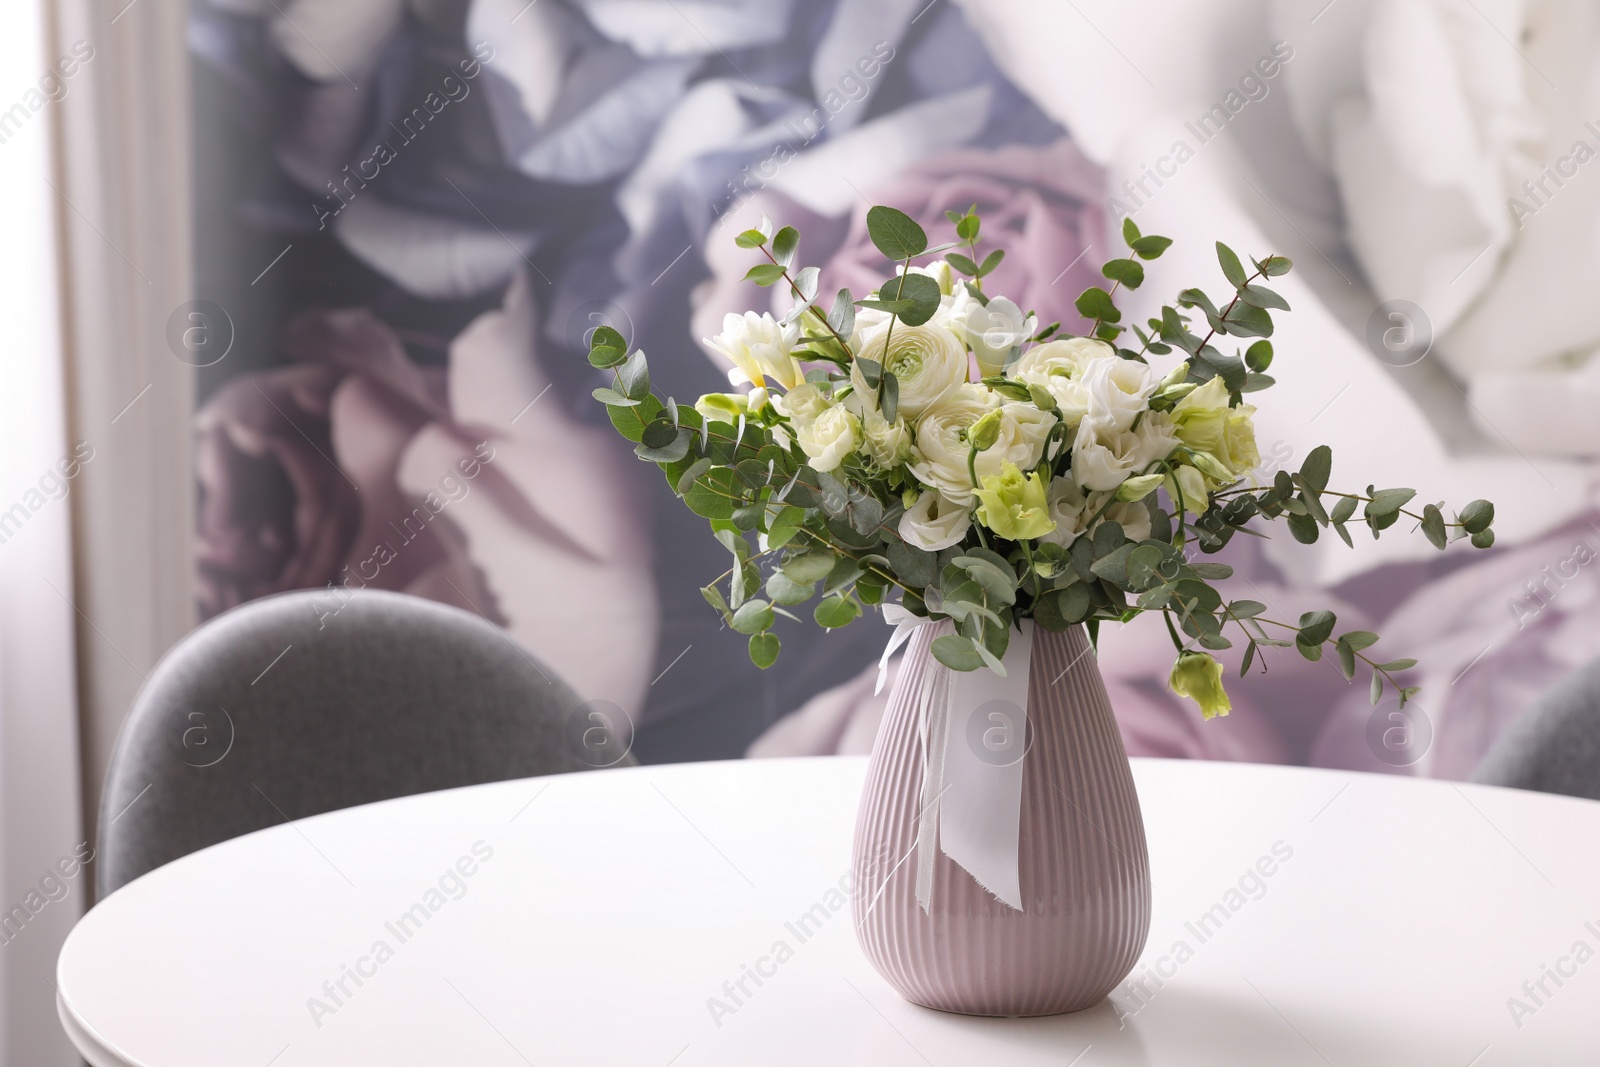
<box><xmin>57</xmin><ymin>756</ymin><xmax>1600</xmax><ymax>1066</ymax></box>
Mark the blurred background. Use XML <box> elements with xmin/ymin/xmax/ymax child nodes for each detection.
<box><xmin>6</xmin><ymin>0</ymin><xmax>1600</xmax><ymax>1060</ymax></box>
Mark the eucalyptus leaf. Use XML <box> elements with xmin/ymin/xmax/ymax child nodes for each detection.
<box><xmin>1421</xmin><ymin>504</ymin><xmax>1447</xmax><ymax>550</ymax></box>
<box><xmin>765</xmin><ymin>570</ymin><xmax>814</xmax><ymax>606</ymax></box>
<box><xmin>748</xmin><ymin>632</ymin><xmax>780</xmax><ymax>668</ymax></box>
<box><xmin>1102</xmin><ymin>258</ymin><xmax>1145</xmax><ymax>289</ymax></box>
<box><xmin>730</xmin><ymin>599</ymin><xmax>774</xmax><ymax>634</ymax></box>
<box><xmin>892</xmin><ymin>273</ymin><xmax>942</xmax><ymax>327</ymax></box>
<box><xmin>744</xmin><ymin>263</ymin><xmax>786</xmax><ymax>286</ymax></box>
<box><xmin>827</xmin><ymin>288</ymin><xmax>855</xmax><ymax>339</ymax></box>
<box><xmin>771</xmin><ymin>226</ymin><xmax>799</xmax><ymax>267</ymax></box>
<box><xmin>783</xmin><ymin>550</ymin><xmax>836</xmax><ymax>584</ymax></box>
<box><xmin>1298</xmin><ymin>609</ymin><xmax>1337</xmax><ymax>645</ymax></box>
<box><xmin>865</xmin><ymin>206</ymin><xmax>927</xmax><ymax>261</ymax></box>
<box><xmin>814</xmin><ymin>595</ymin><xmax>860</xmax><ymax>629</ymax></box>
<box><xmin>1216</xmin><ymin>242</ymin><xmax>1247</xmax><ymax>287</ymax></box>
<box><xmin>1459</xmin><ymin>499</ymin><xmax>1494</xmax><ymax>534</ymax></box>
<box><xmin>931</xmin><ymin>634</ymin><xmax>984</xmax><ymax>671</ymax></box>
<box><xmin>1365</xmin><ymin>488</ymin><xmax>1416</xmax><ymax>518</ymax></box>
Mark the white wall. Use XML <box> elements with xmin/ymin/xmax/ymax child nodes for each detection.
<box><xmin>0</xmin><ymin>1</ymin><xmax>88</xmax><ymax>1063</ymax></box>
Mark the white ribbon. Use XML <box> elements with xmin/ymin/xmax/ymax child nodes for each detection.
<box><xmin>881</xmin><ymin>615</ymin><xmax>1035</xmax><ymax>913</ymax></box>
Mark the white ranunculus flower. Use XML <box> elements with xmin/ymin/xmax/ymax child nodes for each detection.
<box><xmin>849</xmin><ymin>305</ymin><xmax>893</xmax><ymax>350</ymax></box>
<box><xmin>898</xmin><ymin>489</ymin><xmax>972</xmax><ymax>551</ymax></box>
<box><xmin>1079</xmin><ymin>353</ymin><xmax>1160</xmax><ymax>433</ymax></box>
<box><xmin>1072</xmin><ymin>410</ymin><xmax>1178</xmax><ymax>492</ymax></box>
<box><xmin>859</xmin><ymin>408</ymin><xmax>912</xmax><ymax>468</ymax></box>
<box><xmin>959</xmin><ymin>295</ymin><xmax>1036</xmax><ymax>377</ymax></box>
<box><xmin>704</xmin><ymin>311</ymin><xmax>802</xmax><ymax>390</ymax></box>
<box><xmin>909</xmin><ymin>384</ymin><xmax>1057</xmax><ymax>506</ymax></box>
<box><xmin>795</xmin><ymin>404</ymin><xmax>859</xmax><ymax>474</ymax></box>
<box><xmin>851</xmin><ymin>323</ymin><xmax>969</xmax><ymax>421</ymax></box>
<box><xmin>1037</xmin><ymin>477</ymin><xmax>1154</xmax><ymax>549</ymax></box>
<box><xmin>1012</xmin><ymin>337</ymin><xmax>1117</xmax><ymax>427</ymax></box>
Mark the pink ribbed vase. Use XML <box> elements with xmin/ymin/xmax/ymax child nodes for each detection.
<box><xmin>851</xmin><ymin>622</ymin><xmax>1151</xmax><ymax>1016</ymax></box>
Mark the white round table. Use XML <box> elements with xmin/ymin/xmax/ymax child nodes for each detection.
<box><xmin>57</xmin><ymin>757</ymin><xmax>1600</xmax><ymax>1065</ymax></box>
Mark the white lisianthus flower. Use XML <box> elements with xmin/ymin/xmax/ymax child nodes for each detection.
<box><xmin>1012</xmin><ymin>337</ymin><xmax>1116</xmax><ymax>427</ymax></box>
<box><xmin>1037</xmin><ymin>478</ymin><xmax>1154</xmax><ymax>549</ymax></box>
<box><xmin>959</xmin><ymin>295</ymin><xmax>1036</xmax><ymax>377</ymax></box>
<box><xmin>1071</xmin><ymin>410</ymin><xmax>1179</xmax><ymax>492</ymax></box>
<box><xmin>898</xmin><ymin>489</ymin><xmax>971</xmax><ymax>551</ymax></box>
<box><xmin>1079</xmin><ymin>354</ymin><xmax>1160</xmax><ymax>433</ymax></box>
<box><xmin>1100</xmin><ymin>498</ymin><xmax>1153</xmax><ymax>542</ymax></box>
<box><xmin>1037</xmin><ymin>476</ymin><xmax>1093</xmax><ymax>549</ymax></box>
<box><xmin>704</xmin><ymin>311</ymin><xmax>802</xmax><ymax>391</ymax></box>
<box><xmin>851</xmin><ymin>323</ymin><xmax>969</xmax><ymax>421</ymax></box>
<box><xmin>908</xmin><ymin>384</ymin><xmax>1057</xmax><ymax>506</ymax></box>
<box><xmin>795</xmin><ymin>404</ymin><xmax>860</xmax><ymax>473</ymax></box>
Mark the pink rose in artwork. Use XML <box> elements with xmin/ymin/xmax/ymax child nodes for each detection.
<box><xmin>194</xmin><ymin>308</ymin><xmax>462</xmax><ymax>617</ymax></box>
<box><xmin>195</xmin><ymin>271</ymin><xmax>661</xmax><ymax>727</ymax></box>
<box><xmin>692</xmin><ymin>137</ymin><xmax>1108</xmax><ymax>373</ymax></box>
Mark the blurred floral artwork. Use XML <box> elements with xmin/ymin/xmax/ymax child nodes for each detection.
<box><xmin>188</xmin><ymin>0</ymin><xmax>1600</xmax><ymax>776</ymax></box>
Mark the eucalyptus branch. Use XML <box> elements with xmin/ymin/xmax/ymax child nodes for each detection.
<box><xmin>1251</xmin><ymin>616</ymin><xmax>1411</xmax><ymax>692</ymax></box>
<box><xmin>1189</xmin><ymin>264</ymin><xmax>1268</xmax><ymax>357</ymax></box>
<box><xmin>758</xmin><ymin>245</ymin><xmax>851</xmax><ymax>353</ymax></box>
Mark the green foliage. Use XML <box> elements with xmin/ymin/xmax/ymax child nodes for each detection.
<box><xmin>866</xmin><ymin>206</ymin><xmax>927</xmax><ymax>261</ymax></box>
<box><xmin>744</xmin><ymin>263</ymin><xmax>786</xmax><ymax>286</ymax></box>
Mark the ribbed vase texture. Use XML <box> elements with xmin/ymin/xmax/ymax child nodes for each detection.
<box><xmin>852</xmin><ymin>623</ymin><xmax>1151</xmax><ymax>1016</ymax></box>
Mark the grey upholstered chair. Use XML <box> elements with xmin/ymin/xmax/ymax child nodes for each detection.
<box><xmin>1473</xmin><ymin>657</ymin><xmax>1600</xmax><ymax>801</ymax></box>
<box><xmin>97</xmin><ymin>588</ymin><xmax>632</xmax><ymax>897</ymax></box>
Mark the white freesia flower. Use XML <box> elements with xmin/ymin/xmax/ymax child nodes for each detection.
<box><xmin>1012</xmin><ymin>336</ymin><xmax>1116</xmax><ymax>426</ymax></box>
<box><xmin>1038</xmin><ymin>477</ymin><xmax>1152</xmax><ymax>548</ymax></box>
<box><xmin>1072</xmin><ymin>410</ymin><xmax>1178</xmax><ymax>492</ymax></box>
<box><xmin>851</xmin><ymin>323</ymin><xmax>969</xmax><ymax>421</ymax></box>
<box><xmin>910</xmin><ymin>259</ymin><xmax>958</xmax><ymax>295</ymax></box>
<box><xmin>704</xmin><ymin>311</ymin><xmax>802</xmax><ymax>390</ymax></box>
<box><xmin>959</xmin><ymin>295</ymin><xmax>1036</xmax><ymax>376</ymax></box>
<box><xmin>898</xmin><ymin>489</ymin><xmax>972</xmax><ymax>551</ymax></box>
<box><xmin>796</xmin><ymin>404</ymin><xmax>860</xmax><ymax>473</ymax></box>
<box><xmin>908</xmin><ymin>384</ymin><xmax>1056</xmax><ymax>505</ymax></box>
<box><xmin>1079</xmin><ymin>353</ymin><xmax>1160</xmax><ymax>433</ymax></box>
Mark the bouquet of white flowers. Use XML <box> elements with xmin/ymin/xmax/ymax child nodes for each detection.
<box><xmin>590</xmin><ymin>206</ymin><xmax>1496</xmax><ymax>717</ymax></box>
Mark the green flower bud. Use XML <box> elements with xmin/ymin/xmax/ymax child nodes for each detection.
<box><xmin>1116</xmin><ymin>472</ymin><xmax>1164</xmax><ymax>502</ymax></box>
<box><xmin>967</xmin><ymin>409</ymin><xmax>1003</xmax><ymax>451</ymax></box>
<box><xmin>1169</xmin><ymin>652</ymin><xmax>1232</xmax><ymax>719</ymax></box>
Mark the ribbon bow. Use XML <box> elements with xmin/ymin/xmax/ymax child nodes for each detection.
<box><xmin>879</xmin><ymin>613</ymin><xmax>1035</xmax><ymax>913</ymax></box>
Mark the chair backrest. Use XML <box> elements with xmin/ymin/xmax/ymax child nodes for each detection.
<box><xmin>1473</xmin><ymin>657</ymin><xmax>1600</xmax><ymax>801</ymax></box>
<box><xmin>97</xmin><ymin>589</ymin><xmax>631</xmax><ymax>897</ymax></box>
